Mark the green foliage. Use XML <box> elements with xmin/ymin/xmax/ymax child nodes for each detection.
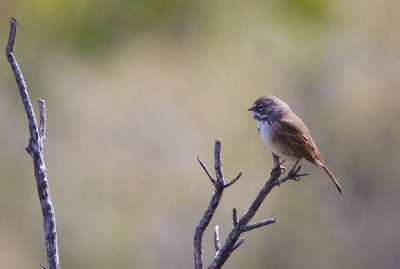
<box><xmin>16</xmin><ymin>0</ymin><xmax>203</xmax><ymax>53</ymax></box>
<box><xmin>277</xmin><ymin>0</ymin><xmax>332</xmax><ymax>20</ymax></box>
<box><xmin>11</xmin><ymin>0</ymin><xmax>334</xmax><ymax>54</ymax></box>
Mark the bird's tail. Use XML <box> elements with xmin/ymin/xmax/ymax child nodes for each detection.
<box><xmin>320</xmin><ymin>163</ymin><xmax>344</xmax><ymax>194</ymax></box>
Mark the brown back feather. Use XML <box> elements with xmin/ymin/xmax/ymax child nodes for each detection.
<box><xmin>274</xmin><ymin>113</ymin><xmax>323</xmax><ymax>165</ymax></box>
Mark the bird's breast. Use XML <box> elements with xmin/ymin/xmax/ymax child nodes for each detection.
<box><xmin>257</xmin><ymin>120</ymin><xmax>275</xmax><ymax>150</ymax></box>
<box><xmin>256</xmin><ymin>119</ymin><xmax>297</xmax><ymax>160</ymax></box>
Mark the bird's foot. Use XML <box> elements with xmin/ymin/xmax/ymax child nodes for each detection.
<box><xmin>271</xmin><ymin>159</ymin><xmax>286</xmax><ymax>178</ymax></box>
<box><xmin>288</xmin><ymin>165</ymin><xmax>308</xmax><ymax>181</ymax></box>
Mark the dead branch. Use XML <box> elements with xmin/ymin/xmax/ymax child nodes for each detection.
<box><xmin>213</xmin><ymin>225</ymin><xmax>221</xmax><ymax>257</ymax></box>
<box><xmin>194</xmin><ymin>141</ymin><xmax>242</xmax><ymax>269</ymax></box>
<box><xmin>6</xmin><ymin>18</ymin><xmax>60</xmax><ymax>269</ymax></box>
<box><xmin>194</xmin><ymin>140</ymin><xmax>307</xmax><ymax>269</ymax></box>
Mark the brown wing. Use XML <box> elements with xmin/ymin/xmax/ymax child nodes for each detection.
<box><xmin>274</xmin><ymin>113</ymin><xmax>323</xmax><ymax>165</ymax></box>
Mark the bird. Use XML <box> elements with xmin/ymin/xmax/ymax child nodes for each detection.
<box><xmin>248</xmin><ymin>95</ymin><xmax>344</xmax><ymax>194</ymax></box>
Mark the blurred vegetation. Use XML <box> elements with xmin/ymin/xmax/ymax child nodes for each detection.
<box><xmin>8</xmin><ymin>0</ymin><xmax>334</xmax><ymax>55</ymax></box>
<box><xmin>16</xmin><ymin>0</ymin><xmax>207</xmax><ymax>53</ymax></box>
<box><xmin>0</xmin><ymin>0</ymin><xmax>400</xmax><ymax>268</ymax></box>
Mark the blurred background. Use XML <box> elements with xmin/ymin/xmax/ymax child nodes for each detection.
<box><xmin>0</xmin><ymin>0</ymin><xmax>399</xmax><ymax>268</ymax></box>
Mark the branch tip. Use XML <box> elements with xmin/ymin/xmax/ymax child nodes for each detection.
<box><xmin>225</xmin><ymin>171</ymin><xmax>243</xmax><ymax>187</ymax></box>
<box><xmin>213</xmin><ymin>141</ymin><xmax>224</xmax><ymax>184</ymax></box>
<box><xmin>243</xmin><ymin>218</ymin><xmax>276</xmax><ymax>232</ymax></box>
<box><xmin>232</xmin><ymin>208</ymin><xmax>238</xmax><ymax>227</ymax></box>
<box><xmin>215</xmin><ymin>140</ymin><xmax>221</xmax><ymax>148</ymax></box>
<box><xmin>6</xmin><ymin>18</ymin><xmax>17</xmax><ymax>56</ymax></box>
<box><xmin>10</xmin><ymin>17</ymin><xmax>17</xmax><ymax>25</ymax></box>
<box><xmin>197</xmin><ymin>157</ymin><xmax>216</xmax><ymax>184</ymax></box>
<box><xmin>39</xmin><ymin>99</ymin><xmax>46</xmax><ymax>140</ymax></box>
<box><xmin>232</xmin><ymin>238</ymin><xmax>245</xmax><ymax>251</ymax></box>
<box><xmin>214</xmin><ymin>225</ymin><xmax>221</xmax><ymax>253</ymax></box>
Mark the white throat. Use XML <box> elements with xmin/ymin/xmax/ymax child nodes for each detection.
<box><xmin>257</xmin><ymin>120</ymin><xmax>275</xmax><ymax>152</ymax></box>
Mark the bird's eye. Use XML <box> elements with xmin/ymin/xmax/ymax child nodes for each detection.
<box><xmin>257</xmin><ymin>105</ymin><xmax>263</xmax><ymax>111</ymax></box>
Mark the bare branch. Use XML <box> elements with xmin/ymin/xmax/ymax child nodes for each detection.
<box><xmin>196</xmin><ymin>143</ymin><xmax>309</xmax><ymax>269</ymax></box>
<box><xmin>208</xmin><ymin>152</ymin><xmax>307</xmax><ymax>268</ymax></box>
<box><xmin>6</xmin><ymin>18</ymin><xmax>60</xmax><ymax>269</ymax></box>
<box><xmin>6</xmin><ymin>18</ymin><xmax>16</xmax><ymax>55</ymax></box>
<box><xmin>243</xmin><ymin>218</ymin><xmax>276</xmax><ymax>232</ymax></box>
<box><xmin>232</xmin><ymin>208</ymin><xmax>238</xmax><ymax>227</ymax></box>
<box><xmin>224</xmin><ymin>171</ymin><xmax>242</xmax><ymax>188</ymax></box>
<box><xmin>232</xmin><ymin>238</ymin><xmax>245</xmax><ymax>251</ymax></box>
<box><xmin>6</xmin><ymin>18</ymin><xmax>39</xmax><ymax>143</ymax></box>
<box><xmin>194</xmin><ymin>140</ymin><xmax>226</xmax><ymax>269</ymax></box>
<box><xmin>198</xmin><ymin>157</ymin><xmax>216</xmax><ymax>185</ymax></box>
<box><xmin>214</xmin><ymin>225</ymin><xmax>221</xmax><ymax>256</ymax></box>
<box><xmin>214</xmin><ymin>141</ymin><xmax>224</xmax><ymax>185</ymax></box>
<box><xmin>39</xmin><ymin>99</ymin><xmax>46</xmax><ymax>141</ymax></box>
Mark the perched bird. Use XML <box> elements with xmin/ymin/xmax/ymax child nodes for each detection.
<box><xmin>249</xmin><ymin>95</ymin><xmax>344</xmax><ymax>194</ymax></box>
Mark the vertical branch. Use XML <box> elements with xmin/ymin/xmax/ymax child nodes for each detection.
<box><xmin>6</xmin><ymin>18</ymin><xmax>60</xmax><ymax>269</ymax></box>
<box><xmin>194</xmin><ymin>141</ymin><xmax>225</xmax><ymax>269</ymax></box>
<box><xmin>6</xmin><ymin>18</ymin><xmax>39</xmax><ymax>142</ymax></box>
<box><xmin>214</xmin><ymin>141</ymin><xmax>224</xmax><ymax>184</ymax></box>
<box><xmin>39</xmin><ymin>99</ymin><xmax>46</xmax><ymax>141</ymax></box>
<box><xmin>194</xmin><ymin>141</ymin><xmax>243</xmax><ymax>269</ymax></box>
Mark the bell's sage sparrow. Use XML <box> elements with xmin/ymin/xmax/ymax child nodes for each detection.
<box><xmin>249</xmin><ymin>95</ymin><xmax>344</xmax><ymax>194</ymax></box>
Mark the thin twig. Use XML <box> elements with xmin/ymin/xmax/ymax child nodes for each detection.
<box><xmin>232</xmin><ymin>238</ymin><xmax>245</xmax><ymax>251</ymax></box>
<box><xmin>214</xmin><ymin>141</ymin><xmax>224</xmax><ymax>185</ymax></box>
<box><xmin>39</xmin><ymin>99</ymin><xmax>46</xmax><ymax>141</ymax></box>
<box><xmin>224</xmin><ymin>172</ymin><xmax>242</xmax><ymax>188</ymax></box>
<box><xmin>6</xmin><ymin>18</ymin><xmax>16</xmax><ymax>55</ymax></box>
<box><xmin>6</xmin><ymin>18</ymin><xmax>60</xmax><ymax>269</ymax></box>
<box><xmin>214</xmin><ymin>225</ymin><xmax>221</xmax><ymax>256</ymax></box>
<box><xmin>243</xmin><ymin>218</ymin><xmax>276</xmax><ymax>232</ymax></box>
<box><xmin>198</xmin><ymin>157</ymin><xmax>216</xmax><ymax>185</ymax></box>
<box><xmin>6</xmin><ymin>18</ymin><xmax>39</xmax><ymax>143</ymax></box>
<box><xmin>232</xmin><ymin>208</ymin><xmax>238</xmax><ymax>227</ymax></box>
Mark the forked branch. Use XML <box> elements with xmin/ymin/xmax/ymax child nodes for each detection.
<box><xmin>6</xmin><ymin>18</ymin><xmax>60</xmax><ymax>269</ymax></box>
<box><xmin>194</xmin><ymin>141</ymin><xmax>242</xmax><ymax>269</ymax></box>
<box><xmin>194</xmin><ymin>140</ymin><xmax>307</xmax><ymax>269</ymax></box>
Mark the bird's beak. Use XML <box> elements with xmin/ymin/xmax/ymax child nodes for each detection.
<box><xmin>248</xmin><ymin>105</ymin><xmax>255</xmax><ymax>111</ymax></box>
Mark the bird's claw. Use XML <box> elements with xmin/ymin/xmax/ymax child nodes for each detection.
<box><xmin>288</xmin><ymin>165</ymin><xmax>308</xmax><ymax>181</ymax></box>
<box><xmin>271</xmin><ymin>160</ymin><xmax>286</xmax><ymax>177</ymax></box>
